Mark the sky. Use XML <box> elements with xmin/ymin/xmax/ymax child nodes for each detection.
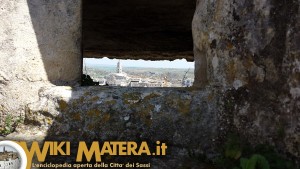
<box><xmin>84</xmin><ymin>57</ymin><xmax>194</xmax><ymax>69</ymax></box>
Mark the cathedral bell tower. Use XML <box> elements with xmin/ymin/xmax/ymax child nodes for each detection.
<box><xmin>117</xmin><ymin>60</ymin><xmax>122</xmax><ymax>73</ymax></box>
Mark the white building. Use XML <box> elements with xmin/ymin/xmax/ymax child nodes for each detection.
<box><xmin>94</xmin><ymin>78</ymin><xmax>106</xmax><ymax>86</ymax></box>
<box><xmin>105</xmin><ymin>61</ymin><xmax>167</xmax><ymax>87</ymax></box>
<box><xmin>129</xmin><ymin>78</ymin><xmax>165</xmax><ymax>87</ymax></box>
<box><xmin>129</xmin><ymin>78</ymin><xmax>142</xmax><ymax>87</ymax></box>
<box><xmin>106</xmin><ymin>73</ymin><xmax>130</xmax><ymax>86</ymax></box>
<box><xmin>106</xmin><ymin>60</ymin><xmax>130</xmax><ymax>86</ymax></box>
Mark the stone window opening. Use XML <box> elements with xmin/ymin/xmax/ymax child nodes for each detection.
<box><xmin>82</xmin><ymin>57</ymin><xmax>194</xmax><ymax>87</ymax></box>
<box><xmin>82</xmin><ymin>0</ymin><xmax>196</xmax><ymax>87</ymax></box>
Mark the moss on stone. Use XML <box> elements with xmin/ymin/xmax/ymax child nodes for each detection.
<box><xmin>87</xmin><ymin>109</ymin><xmax>101</xmax><ymax>117</ymax></box>
<box><xmin>178</xmin><ymin>99</ymin><xmax>191</xmax><ymax>115</ymax></box>
<box><xmin>102</xmin><ymin>113</ymin><xmax>111</xmax><ymax>123</ymax></box>
<box><xmin>89</xmin><ymin>96</ymin><xmax>99</xmax><ymax>102</ymax></box>
<box><xmin>72</xmin><ymin>97</ymin><xmax>85</xmax><ymax>106</ymax></box>
<box><xmin>59</xmin><ymin>100</ymin><xmax>68</xmax><ymax>111</ymax></box>
<box><xmin>105</xmin><ymin>100</ymin><xmax>117</xmax><ymax>106</ymax></box>
<box><xmin>123</xmin><ymin>92</ymin><xmax>141</xmax><ymax>100</ymax></box>
<box><xmin>122</xmin><ymin>92</ymin><xmax>141</xmax><ymax>104</ymax></box>
<box><xmin>144</xmin><ymin>93</ymin><xmax>161</xmax><ymax>100</ymax></box>
<box><xmin>138</xmin><ymin>104</ymin><xmax>154</xmax><ymax>126</ymax></box>
<box><xmin>87</xmin><ymin>124</ymin><xmax>95</xmax><ymax>130</ymax></box>
<box><xmin>165</xmin><ymin>94</ymin><xmax>179</xmax><ymax>107</ymax></box>
<box><xmin>72</xmin><ymin>112</ymin><xmax>81</xmax><ymax>121</ymax></box>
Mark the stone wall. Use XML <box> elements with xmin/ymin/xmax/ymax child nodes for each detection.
<box><xmin>193</xmin><ymin>0</ymin><xmax>300</xmax><ymax>160</ymax></box>
<box><xmin>0</xmin><ymin>0</ymin><xmax>81</xmax><ymax>125</ymax></box>
<box><xmin>24</xmin><ymin>86</ymin><xmax>220</xmax><ymax>167</ymax></box>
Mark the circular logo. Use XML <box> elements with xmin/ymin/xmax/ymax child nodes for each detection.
<box><xmin>0</xmin><ymin>141</ymin><xmax>27</xmax><ymax>169</ymax></box>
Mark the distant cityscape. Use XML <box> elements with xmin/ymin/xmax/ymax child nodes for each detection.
<box><xmin>84</xmin><ymin>60</ymin><xmax>194</xmax><ymax>87</ymax></box>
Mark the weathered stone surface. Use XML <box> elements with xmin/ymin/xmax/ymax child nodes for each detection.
<box><xmin>193</xmin><ymin>0</ymin><xmax>300</xmax><ymax>160</ymax></box>
<box><xmin>83</xmin><ymin>0</ymin><xmax>195</xmax><ymax>61</ymax></box>
<box><xmin>27</xmin><ymin>86</ymin><xmax>219</xmax><ymax>145</ymax></box>
<box><xmin>26</xmin><ymin>0</ymin><xmax>82</xmax><ymax>83</ymax></box>
<box><xmin>0</xmin><ymin>0</ymin><xmax>81</xmax><ymax>128</ymax></box>
<box><xmin>22</xmin><ymin>86</ymin><xmax>220</xmax><ymax>167</ymax></box>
